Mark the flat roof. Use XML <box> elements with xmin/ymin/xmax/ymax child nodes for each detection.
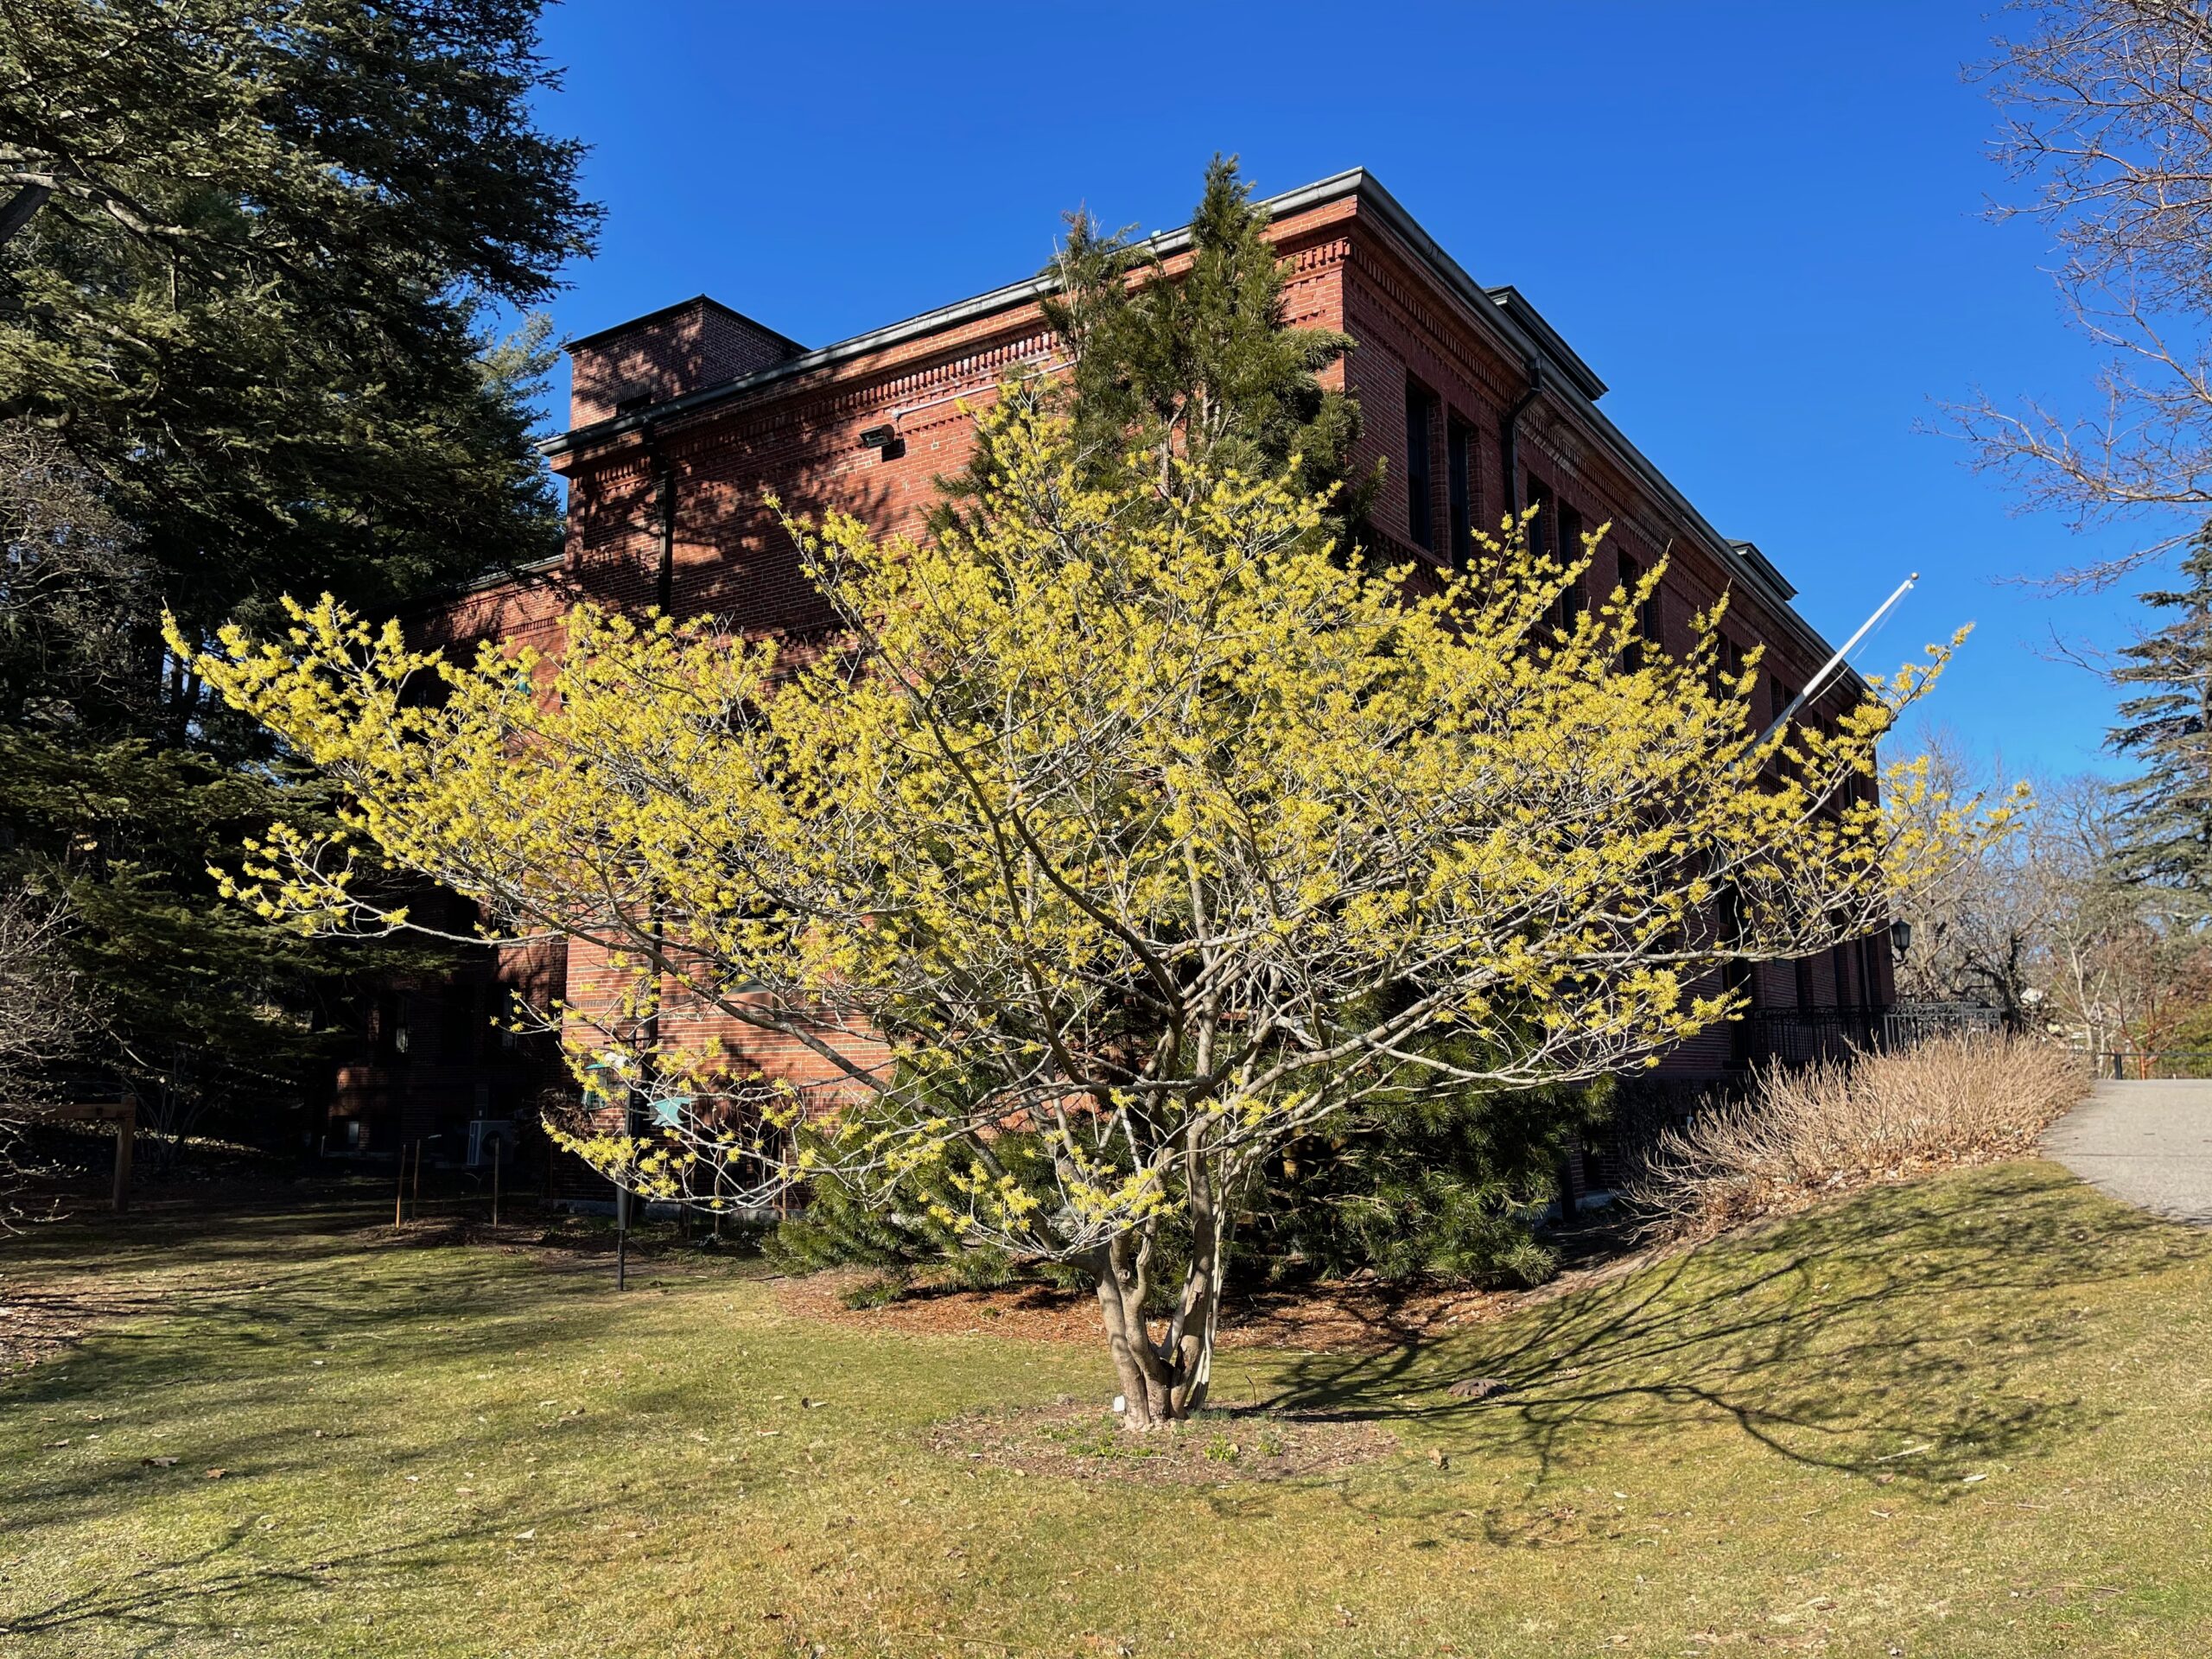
<box><xmin>542</xmin><ymin>169</ymin><xmax>1849</xmax><ymax>680</ymax></box>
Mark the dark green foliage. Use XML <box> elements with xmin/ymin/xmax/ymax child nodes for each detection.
<box><xmin>761</xmin><ymin>1151</ymin><xmax>1013</xmax><ymax>1287</ymax></box>
<box><xmin>772</xmin><ymin>1077</ymin><xmax>1603</xmax><ymax>1299</ymax></box>
<box><xmin>943</xmin><ymin>156</ymin><xmax>1369</xmax><ymax>541</ymax></box>
<box><xmin>765</xmin><ymin>1115</ymin><xmax>1046</xmax><ymax>1294</ymax></box>
<box><xmin>0</xmin><ymin>726</ymin><xmax>447</xmax><ymax>1147</ymax></box>
<box><xmin>1243</xmin><ymin>1078</ymin><xmax>1608</xmax><ymax>1291</ymax></box>
<box><xmin>2110</xmin><ymin>525</ymin><xmax>2212</xmax><ymax>921</ymax></box>
<box><xmin>0</xmin><ymin>2</ymin><xmax>596</xmax><ymax>1141</ymax></box>
<box><xmin>2</xmin><ymin>0</ymin><xmax>597</xmax><ymax>631</ymax></box>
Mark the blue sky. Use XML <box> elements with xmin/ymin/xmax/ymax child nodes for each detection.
<box><xmin>527</xmin><ymin>0</ymin><xmax>2164</xmax><ymax>781</ymax></box>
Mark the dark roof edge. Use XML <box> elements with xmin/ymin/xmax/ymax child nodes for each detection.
<box><xmin>541</xmin><ymin>168</ymin><xmax>1853</xmax><ymax>683</ymax></box>
<box><xmin>1338</xmin><ymin>173</ymin><xmax>1853</xmax><ymax>683</ymax></box>
<box><xmin>537</xmin><ymin>169</ymin><xmax>1375</xmax><ymax>462</ymax></box>
<box><xmin>1483</xmin><ymin>287</ymin><xmax>1606</xmax><ymax>401</ymax></box>
<box><xmin>566</xmin><ymin>293</ymin><xmax>809</xmax><ymax>358</ymax></box>
<box><xmin>1728</xmin><ymin>540</ymin><xmax>1798</xmax><ymax>601</ymax></box>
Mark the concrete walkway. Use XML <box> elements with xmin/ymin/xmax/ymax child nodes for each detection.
<box><xmin>2044</xmin><ymin>1080</ymin><xmax>2212</xmax><ymax>1225</ymax></box>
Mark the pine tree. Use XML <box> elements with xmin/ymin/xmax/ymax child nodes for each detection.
<box><xmin>2109</xmin><ymin>524</ymin><xmax>2212</xmax><ymax>919</ymax></box>
<box><xmin>0</xmin><ymin>1</ymin><xmax>596</xmax><ymax>1141</ymax></box>
<box><xmin>835</xmin><ymin>162</ymin><xmax>1593</xmax><ymax>1295</ymax></box>
<box><xmin>942</xmin><ymin>156</ymin><xmax>1368</xmax><ymax>537</ymax></box>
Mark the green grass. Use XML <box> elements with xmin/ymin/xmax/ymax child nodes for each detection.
<box><xmin>4</xmin><ymin>1161</ymin><xmax>2212</xmax><ymax>1656</ymax></box>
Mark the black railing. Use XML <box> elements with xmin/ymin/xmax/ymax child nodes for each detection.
<box><xmin>1735</xmin><ymin>1002</ymin><xmax>2004</xmax><ymax>1068</ymax></box>
<box><xmin>1736</xmin><ymin>1008</ymin><xmax>1885</xmax><ymax>1067</ymax></box>
<box><xmin>2099</xmin><ymin>1051</ymin><xmax>2212</xmax><ymax>1081</ymax></box>
<box><xmin>1885</xmin><ymin>1001</ymin><xmax>2005</xmax><ymax>1044</ymax></box>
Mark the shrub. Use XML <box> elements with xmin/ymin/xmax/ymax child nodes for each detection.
<box><xmin>1631</xmin><ymin>1032</ymin><xmax>2089</xmax><ymax>1243</ymax></box>
<box><xmin>1241</xmin><ymin>1073</ymin><xmax>1608</xmax><ymax>1291</ymax></box>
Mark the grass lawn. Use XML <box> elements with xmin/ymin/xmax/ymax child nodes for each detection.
<box><xmin>4</xmin><ymin>1161</ymin><xmax>2212</xmax><ymax>1657</ymax></box>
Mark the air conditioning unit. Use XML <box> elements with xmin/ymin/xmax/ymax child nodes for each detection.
<box><xmin>467</xmin><ymin>1118</ymin><xmax>516</xmax><ymax>1168</ymax></box>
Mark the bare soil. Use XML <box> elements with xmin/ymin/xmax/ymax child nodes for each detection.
<box><xmin>0</xmin><ymin>1277</ymin><xmax>106</xmax><ymax>1375</ymax></box>
<box><xmin>773</xmin><ymin>1254</ymin><xmax>1650</xmax><ymax>1355</ymax></box>
<box><xmin>926</xmin><ymin>1399</ymin><xmax>1398</xmax><ymax>1484</ymax></box>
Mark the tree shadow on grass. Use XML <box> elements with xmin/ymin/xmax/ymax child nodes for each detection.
<box><xmin>0</xmin><ymin>1229</ymin><xmax>680</xmax><ymax>1538</ymax></box>
<box><xmin>1253</xmin><ymin>1165</ymin><xmax>2209</xmax><ymax>1516</ymax></box>
<box><xmin>0</xmin><ymin>1498</ymin><xmax>613</xmax><ymax>1652</ymax></box>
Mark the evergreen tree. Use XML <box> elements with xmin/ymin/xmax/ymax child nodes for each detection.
<box><xmin>944</xmin><ymin>156</ymin><xmax>1369</xmax><ymax>537</ymax></box>
<box><xmin>0</xmin><ymin>1</ymin><xmax>596</xmax><ymax>1140</ymax></box>
<box><xmin>2109</xmin><ymin>524</ymin><xmax>2212</xmax><ymax>919</ymax></box>
<box><xmin>807</xmin><ymin>161</ymin><xmax>1593</xmax><ymax>1296</ymax></box>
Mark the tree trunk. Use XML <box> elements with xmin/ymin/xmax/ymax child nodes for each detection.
<box><xmin>1091</xmin><ymin>1233</ymin><xmax>1174</xmax><ymax>1427</ymax></box>
<box><xmin>1168</xmin><ymin>1172</ymin><xmax>1227</xmax><ymax>1416</ymax></box>
<box><xmin>0</xmin><ymin>183</ymin><xmax>51</xmax><ymax>247</ymax></box>
<box><xmin>1089</xmin><ymin>1196</ymin><xmax>1235</xmax><ymax>1429</ymax></box>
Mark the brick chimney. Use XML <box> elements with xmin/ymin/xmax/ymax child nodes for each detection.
<box><xmin>567</xmin><ymin>296</ymin><xmax>804</xmax><ymax>429</ymax></box>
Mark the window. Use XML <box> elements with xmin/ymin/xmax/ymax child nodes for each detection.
<box><xmin>1770</xmin><ymin>678</ymin><xmax>1798</xmax><ymax>730</ymax></box>
<box><xmin>1558</xmin><ymin>503</ymin><xmax>1585</xmax><ymax>569</ymax></box>
<box><xmin>1618</xmin><ymin>550</ymin><xmax>1655</xmax><ymax>666</ymax></box>
<box><xmin>1405</xmin><ymin>379</ymin><xmax>1439</xmax><ymax>551</ymax></box>
<box><xmin>1554</xmin><ymin>502</ymin><xmax>1586</xmax><ymax>631</ymax></box>
<box><xmin>1446</xmin><ymin>415</ymin><xmax>1475</xmax><ymax>568</ymax></box>
<box><xmin>1525</xmin><ymin>474</ymin><xmax>1554</xmax><ymax>563</ymax></box>
<box><xmin>1526</xmin><ymin>477</ymin><xmax>1580</xmax><ymax>632</ymax></box>
<box><xmin>1712</xmin><ymin>631</ymin><xmax>1745</xmax><ymax>699</ymax></box>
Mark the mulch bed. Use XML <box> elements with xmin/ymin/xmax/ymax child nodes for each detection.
<box><xmin>773</xmin><ymin>1256</ymin><xmax>1649</xmax><ymax>1355</ymax></box>
<box><xmin>927</xmin><ymin>1400</ymin><xmax>1397</xmax><ymax>1484</ymax></box>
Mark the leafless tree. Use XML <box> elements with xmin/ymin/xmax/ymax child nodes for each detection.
<box><xmin>1956</xmin><ymin>2</ymin><xmax>2212</xmax><ymax>588</ymax></box>
<box><xmin>1895</xmin><ymin>735</ymin><xmax>2063</xmax><ymax>1017</ymax></box>
<box><xmin>0</xmin><ymin>883</ymin><xmax>89</xmax><ymax>1212</ymax></box>
<box><xmin>0</xmin><ymin>422</ymin><xmax>156</xmax><ymax>728</ymax></box>
<box><xmin>1897</xmin><ymin>736</ymin><xmax>2212</xmax><ymax>1049</ymax></box>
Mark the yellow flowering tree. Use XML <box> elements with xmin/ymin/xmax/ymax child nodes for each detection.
<box><xmin>179</xmin><ymin>392</ymin><xmax>1999</xmax><ymax>1427</ymax></box>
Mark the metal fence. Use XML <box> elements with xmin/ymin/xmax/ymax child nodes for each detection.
<box><xmin>1884</xmin><ymin>1001</ymin><xmax>2005</xmax><ymax>1046</ymax></box>
<box><xmin>2097</xmin><ymin>1051</ymin><xmax>2212</xmax><ymax>1081</ymax></box>
<box><xmin>1733</xmin><ymin>1002</ymin><xmax>2005</xmax><ymax>1068</ymax></box>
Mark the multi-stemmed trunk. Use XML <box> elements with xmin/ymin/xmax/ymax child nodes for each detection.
<box><xmin>1089</xmin><ymin>1147</ymin><xmax>1234</xmax><ymax>1429</ymax></box>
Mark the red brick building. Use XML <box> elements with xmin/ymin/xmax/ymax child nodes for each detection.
<box><xmin>333</xmin><ymin>168</ymin><xmax>1892</xmax><ymax>1188</ymax></box>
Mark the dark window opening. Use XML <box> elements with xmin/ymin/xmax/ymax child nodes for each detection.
<box><xmin>1618</xmin><ymin>551</ymin><xmax>1648</xmax><ymax>666</ymax></box>
<box><xmin>1770</xmin><ymin>678</ymin><xmax>1798</xmax><ymax>730</ymax></box>
<box><xmin>1712</xmin><ymin>631</ymin><xmax>1745</xmax><ymax>700</ymax></box>
<box><xmin>1525</xmin><ymin>474</ymin><xmax>1554</xmax><ymax>563</ymax></box>
<box><xmin>1405</xmin><ymin>379</ymin><xmax>1439</xmax><ymax>552</ymax></box>
<box><xmin>1527</xmin><ymin>477</ymin><xmax>1581</xmax><ymax>634</ymax></box>
<box><xmin>1558</xmin><ymin>504</ymin><xmax>1586</xmax><ymax>569</ymax></box>
<box><xmin>1554</xmin><ymin>502</ymin><xmax>1586</xmax><ymax>630</ymax></box>
<box><xmin>1446</xmin><ymin>415</ymin><xmax>1475</xmax><ymax>568</ymax></box>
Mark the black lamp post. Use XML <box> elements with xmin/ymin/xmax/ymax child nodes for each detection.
<box><xmin>1889</xmin><ymin>918</ymin><xmax>1913</xmax><ymax>960</ymax></box>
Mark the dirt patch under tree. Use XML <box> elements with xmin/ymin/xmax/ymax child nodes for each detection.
<box><xmin>927</xmin><ymin>1399</ymin><xmax>1398</xmax><ymax>1484</ymax></box>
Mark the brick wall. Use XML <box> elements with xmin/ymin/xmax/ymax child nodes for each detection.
<box><xmin>569</xmin><ymin>297</ymin><xmax>803</xmax><ymax>427</ymax></box>
<box><xmin>419</xmin><ymin>180</ymin><xmax>1892</xmax><ymax>1113</ymax></box>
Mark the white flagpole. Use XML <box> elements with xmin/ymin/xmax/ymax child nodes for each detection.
<box><xmin>1764</xmin><ymin>571</ymin><xmax>1919</xmax><ymax>740</ymax></box>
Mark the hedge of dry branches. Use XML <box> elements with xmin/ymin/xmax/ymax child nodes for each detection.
<box><xmin>1631</xmin><ymin>1033</ymin><xmax>2091</xmax><ymax>1243</ymax></box>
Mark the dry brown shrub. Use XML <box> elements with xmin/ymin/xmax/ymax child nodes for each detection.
<box><xmin>1631</xmin><ymin>1032</ymin><xmax>2090</xmax><ymax>1243</ymax></box>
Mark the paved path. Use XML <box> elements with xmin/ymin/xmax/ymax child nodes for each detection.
<box><xmin>2045</xmin><ymin>1080</ymin><xmax>2212</xmax><ymax>1225</ymax></box>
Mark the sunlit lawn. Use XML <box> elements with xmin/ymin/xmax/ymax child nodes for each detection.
<box><xmin>4</xmin><ymin>1161</ymin><xmax>2211</xmax><ymax>1656</ymax></box>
